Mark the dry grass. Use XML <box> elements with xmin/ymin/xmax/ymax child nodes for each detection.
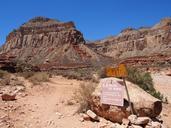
<box><xmin>18</xmin><ymin>71</ymin><xmax>34</xmax><ymax>79</ymax></box>
<box><xmin>0</xmin><ymin>70</ymin><xmax>11</xmax><ymax>86</ymax></box>
<box><xmin>52</xmin><ymin>68</ymin><xmax>99</xmax><ymax>81</ymax></box>
<box><xmin>0</xmin><ymin>70</ymin><xmax>8</xmax><ymax>78</ymax></box>
<box><xmin>73</xmin><ymin>82</ymin><xmax>97</xmax><ymax>113</ymax></box>
<box><xmin>0</xmin><ymin>70</ymin><xmax>24</xmax><ymax>87</ymax></box>
<box><xmin>28</xmin><ymin>72</ymin><xmax>50</xmax><ymax>85</ymax></box>
<box><xmin>18</xmin><ymin>71</ymin><xmax>50</xmax><ymax>85</ymax></box>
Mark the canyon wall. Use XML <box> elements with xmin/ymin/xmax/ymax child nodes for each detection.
<box><xmin>0</xmin><ymin>17</ymin><xmax>112</xmax><ymax>70</ymax></box>
<box><xmin>88</xmin><ymin>18</ymin><xmax>171</xmax><ymax>59</ymax></box>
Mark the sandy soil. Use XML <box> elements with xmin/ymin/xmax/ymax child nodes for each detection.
<box><xmin>152</xmin><ymin>73</ymin><xmax>171</xmax><ymax>128</ymax></box>
<box><xmin>152</xmin><ymin>73</ymin><xmax>171</xmax><ymax>103</ymax></box>
<box><xmin>0</xmin><ymin>76</ymin><xmax>100</xmax><ymax>128</ymax></box>
<box><xmin>161</xmin><ymin>104</ymin><xmax>171</xmax><ymax>128</ymax></box>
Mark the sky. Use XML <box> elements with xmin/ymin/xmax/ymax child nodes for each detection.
<box><xmin>0</xmin><ymin>0</ymin><xmax>171</xmax><ymax>45</ymax></box>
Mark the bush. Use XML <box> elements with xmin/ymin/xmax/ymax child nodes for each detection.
<box><xmin>127</xmin><ymin>68</ymin><xmax>164</xmax><ymax>101</ymax></box>
<box><xmin>127</xmin><ymin>68</ymin><xmax>154</xmax><ymax>91</ymax></box>
<box><xmin>15</xmin><ymin>60</ymin><xmax>40</xmax><ymax>72</ymax></box>
<box><xmin>0</xmin><ymin>70</ymin><xmax>8</xmax><ymax>78</ymax></box>
<box><xmin>18</xmin><ymin>71</ymin><xmax>35</xmax><ymax>79</ymax></box>
<box><xmin>73</xmin><ymin>82</ymin><xmax>97</xmax><ymax>113</ymax></box>
<box><xmin>0</xmin><ymin>75</ymin><xmax>10</xmax><ymax>86</ymax></box>
<box><xmin>18</xmin><ymin>71</ymin><xmax>50</xmax><ymax>85</ymax></box>
<box><xmin>0</xmin><ymin>70</ymin><xmax>11</xmax><ymax>86</ymax></box>
<box><xmin>53</xmin><ymin>68</ymin><xmax>93</xmax><ymax>80</ymax></box>
<box><xmin>28</xmin><ymin>72</ymin><xmax>50</xmax><ymax>85</ymax></box>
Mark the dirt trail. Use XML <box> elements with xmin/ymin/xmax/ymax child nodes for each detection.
<box><xmin>0</xmin><ymin>76</ymin><xmax>98</xmax><ymax>128</ymax></box>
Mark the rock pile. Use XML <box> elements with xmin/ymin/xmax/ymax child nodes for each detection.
<box><xmin>88</xmin><ymin>78</ymin><xmax>162</xmax><ymax>123</ymax></box>
<box><xmin>80</xmin><ymin>110</ymin><xmax>165</xmax><ymax>128</ymax></box>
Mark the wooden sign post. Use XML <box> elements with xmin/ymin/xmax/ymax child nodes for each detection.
<box><xmin>105</xmin><ymin>64</ymin><xmax>133</xmax><ymax>114</ymax></box>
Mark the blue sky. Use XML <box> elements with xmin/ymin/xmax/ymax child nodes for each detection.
<box><xmin>0</xmin><ymin>0</ymin><xmax>171</xmax><ymax>45</ymax></box>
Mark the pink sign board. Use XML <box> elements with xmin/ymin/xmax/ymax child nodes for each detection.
<box><xmin>100</xmin><ymin>78</ymin><xmax>124</xmax><ymax>106</ymax></box>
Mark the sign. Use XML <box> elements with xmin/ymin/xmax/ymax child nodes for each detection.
<box><xmin>100</xmin><ymin>78</ymin><xmax>124</xmax><ymax>106</ymax></box>
<box><xmin>106</xmin><ymin>64</ymin><xmax>128</xmax><ymax>77</ymax></box>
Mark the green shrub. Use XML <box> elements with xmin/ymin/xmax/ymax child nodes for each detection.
<box><xmin>150</xmin><ymin>91</ymin><xmax>163</xmax><ymax>101</ymax></box>
<box><xmin>127</xmin><ymin>67</ymin><xmax>164</xmax><ymax>101</ymax></box>
<box><xmin>127</xmin><ymin>68</ymin><xmax>154</xmax><ymax>91</ymax></box>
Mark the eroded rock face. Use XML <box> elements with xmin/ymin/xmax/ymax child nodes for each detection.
<box><xmin>0</xmin><ymin>53</ymin><xmax>16</xmax><ymax>72</ymax></box>
<box><xmin>120</xmin><ymin>54</ymin><xmax>171</xmax><ymax>68</ymax></box>
<box><xmin>0</xmin><ymin>17</ymin><xmax>112</xmax><ymax>70</ymax></box>
<box><xmin>88</xmin><ymin>18</ymin><xmax>171</xmax><ymax>59</ymax></box>
<box><xmin>89</xmin><ymin>78</ymin><xmax>162</xmax><ymax>123</ymax></box>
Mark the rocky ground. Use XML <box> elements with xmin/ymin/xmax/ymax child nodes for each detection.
<box><xmin>0</xmin><ymin>76</ymin><xmax>109</xmax><ymax>128</ymax></box>
<box><xmin>0</xmin><ymin>75</ymin><xmax>170</xmax><ymax>128</ymax></box>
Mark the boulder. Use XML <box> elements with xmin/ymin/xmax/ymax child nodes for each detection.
<box><xmin>134</xmin><ymin>117</ymin><xmax>150</xmax><ymax>125</ymax></box>
<box><xmin>1</xmin><ymin>93</ymin><xmax>16</xmax><ymax>101</ymax></box>
<box><xmin>128</xmin><ymin>115</ymin><xmax>150</xmax><ymax>125</ymax></box>
<box><xmin>89</xmin><ymin>78</ymin><xmax>162</xmax><ymax>123</ymax></box>
<box><xmin>128</xmin><ymin>115</ymin><xmax>138</xmax><ymax>124</ymax></box>
<box><xmin>122</xmin><ymin>118</ymin><xmax>130</xmax><ymax>125</ymax></box>
<box><xmin>131</xmin><ymin>125</ymin><xmax>143</xmax><ymax>128</ymax></box>
<box><xmin>151</xmin><ymin>121</ymin><xmax>161</xmax><ymax>128</ymax></box>
<box><xmin>110</xmin><ymin>123</ymin><xmax>126</xmax><ymax>128</ymax></box>
<box><xmin>80</xmin><ymin>113</ymin><xmax>91</xmax><ymax>121</ymax></box>
<box><xmin>86</xmin><ymin>109</ymin><xmax>99</xmax><ymax>121</ymax></box>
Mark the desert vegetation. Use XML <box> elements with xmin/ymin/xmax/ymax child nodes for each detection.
<box><xmin>127</xmin><ymin>67</ymin><xmax>165</xmax><ymax>101</ymax></box>
<box><xmin>28</xmin><ymin>72</ymin><xmax>50</xmax><ymax>84</ymax></box>
<box><xmin>18</xmin><ymin>71</ymin><xmax>50</xmax><ymax>85</ymax></box>
<box><xmin>52</xmin><ymin>68</ymin><xmax>99</xmax><ymax>81</ymax></box>
<box><xmin>0</xmin><ymin>70</ymin><xmax>11</xmax><ymax>86</ymax></box>
<box><xmin>73</xmin><ymin>82</ymin><xmax>97</xmax><ymax>113</ymax></box>
<box><xmin>15</xmin><ymin>60</ymin><xmax>40</xmax><ymax>72</ymax></box>
<box><xmin>0</xmin><ymin>70</ymin><xmax>24</xmax><ymax>88</ymax></box>
<box><xmin>0</xmin><ymin>70</ymin><xmax>8</xmax><ymax>78</ymax></box>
